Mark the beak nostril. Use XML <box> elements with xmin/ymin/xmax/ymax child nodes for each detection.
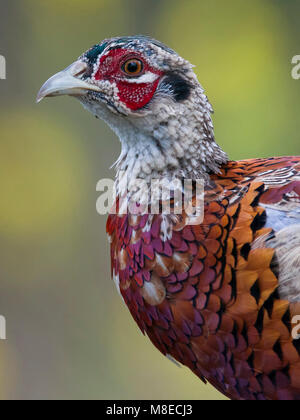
<box><xmin>74</xmin><ymin>66</ymin><xmax>88</xmax><ymax>78</ymax></box>
<box><xmin>68</xmin><ymin>61</ymin><xmax>89</xmax><ymax>78</ymax></box>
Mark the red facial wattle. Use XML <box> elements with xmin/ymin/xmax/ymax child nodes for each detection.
<box><xmin>115</xmin><ymin>79</ymin><xmax>161</xmax><ymax>110</ymax></box>
<box><xmin>93</xmin><ymin>48</ymin><xmax>163</xmax><ymax>110</ymax></box>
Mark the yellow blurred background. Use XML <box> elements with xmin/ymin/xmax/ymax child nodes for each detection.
<box><xmin>0</xmin><ymin>0</ymin><xmax>299</xmax><ymax>400</ymax></box>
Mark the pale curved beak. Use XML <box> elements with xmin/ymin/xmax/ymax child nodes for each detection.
<box><xmin>36</xmin><ymin>60</ymin><xmax>102</xmax><ymax>103</ymax></box>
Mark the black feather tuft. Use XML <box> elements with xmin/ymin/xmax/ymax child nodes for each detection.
<box><xmin>250</xmin><ymin>211</ymin><xmax>267</xmax><ymax>232</ymax></box>
<box><xmin>85</xmin><ymin>43</ymin><xmax>108</xmax><ymax>65</ymax></box>
<box><xmin>160</xmin><ymin>73</ymin><xmax>193</xmax><ymax>102</ymax></box>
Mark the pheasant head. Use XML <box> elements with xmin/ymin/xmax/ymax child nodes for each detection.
<box><xmin>37</xmin><ymin>36</ymin><xmax>228</xmax><ymax>181</ymax></box>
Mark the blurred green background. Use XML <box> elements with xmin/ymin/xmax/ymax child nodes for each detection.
<box><xmin>0</xmin><ymin>0</ymin><xmax>299</xmax><ymax>400</ymax></box>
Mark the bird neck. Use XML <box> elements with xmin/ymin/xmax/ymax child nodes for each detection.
<box><xmin>114</xmin><ymin>82</ymin><xmax>228</xmax><ymax>188</ymax></box>
<box><xmin>116</xmin><ymin>92</ymin><xmax>228</xmax><ymax>186</ymax></box>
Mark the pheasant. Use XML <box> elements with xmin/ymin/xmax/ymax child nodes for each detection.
<box><xmin>37</xmin><ymin>36</ymin><xmax>300</xmax><ymax>400</ymax></box>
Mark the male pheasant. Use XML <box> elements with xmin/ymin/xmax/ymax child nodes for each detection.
<box><xmin>37</xmin><ymin>36</ymin><xmax>300</xmax><ymax>400</ymax></box>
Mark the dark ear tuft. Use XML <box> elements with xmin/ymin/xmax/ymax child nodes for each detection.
<box><xmin>160</xmin><ymin>73</ymin><xmax>193</xmax><ymax>102</ymax></box>
<box><xmin>85</xmin><ymin>43</ymin><xmax>108</xmax><ymax>65</ymax></box>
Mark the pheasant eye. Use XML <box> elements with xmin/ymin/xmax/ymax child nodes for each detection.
<box><xmin>122</xmin><ymin>59</ymin><xmax>143</xmax><ymax>76</ymax></box>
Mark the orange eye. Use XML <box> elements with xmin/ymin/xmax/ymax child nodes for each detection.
<box><xmin>122</xmin><ymin>59</ymin><xmax>143</xmax><ymax>76</ymax></box>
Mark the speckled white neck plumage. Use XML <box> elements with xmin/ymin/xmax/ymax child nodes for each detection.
<box><xmin>113</xmin><ymin>76</ymin><xmax>228</xmax><ymax>185</ymax></box>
